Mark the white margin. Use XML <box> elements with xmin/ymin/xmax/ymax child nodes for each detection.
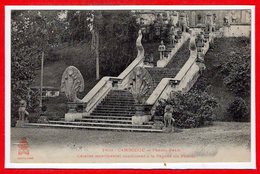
<box><xmin>4</xmin><ymin>5</ymin><xmax>256</xmax><ymax>169</ymax></box>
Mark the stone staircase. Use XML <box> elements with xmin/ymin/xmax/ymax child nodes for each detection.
<box><xmin>146</xmin><ymin>67</ymin><xmax>179</xmax><ymax>85</ymax></box>
<box><xmin>166</xmin><ymin>39</ymin><xmax>190</xmax><ymax>68</ymax></box>
<box><xmin>23</xmin><ymin>34</ymin><xmax>193</xmax><ymax>133</ymax></box>
<box><xmin>24</xmin><ymin>90</ymin><xmax>162</xmax><ymax>132</ymax></box>
<box><xmin>144</xmin><ymin>39</ymin><xmax>191</xmax><ymax>96</ymax></box>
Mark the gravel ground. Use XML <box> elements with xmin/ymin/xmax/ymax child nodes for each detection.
<box><xmin>10</xmin><ymin>121</ymin><xmax>251</xmax><ymax>163</ymax></box>
<box><xmin>11</xmin><ymin>121</ymin><xmax>250</xmax><ymax>147</ymax></box>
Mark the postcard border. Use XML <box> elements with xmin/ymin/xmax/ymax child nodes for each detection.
<box><xmin>4</xmin><ymin>5</ymin><xmax>256</xmax><ymax>169</ymax></box>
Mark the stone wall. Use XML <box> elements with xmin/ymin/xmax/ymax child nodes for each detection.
<box><xmin>222</xmin><ymin>25</ymin><xmax>251</xmax><ymax>37</ymax></box>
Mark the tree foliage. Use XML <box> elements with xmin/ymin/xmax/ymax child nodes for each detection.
<box><xmin>11</xmin><ymin>11</ymin><xmax>65</xmax><ymax>118</ymax></box>
<box><xmin>11</xmin><ymin>10</ymin><xmax>140</xmax><ymax>120</ymax></box>
<box><xmin>61</xmin><ymin>10</ymin><xmax>139</xmax><ymax>76</ymax></box>
<box><xmin>66</xmin><ymin>11</ymin><xmax>93</xmax><ymax>44</ymax></box>
<box><xmin>95</xmin><ymin>11</ymin><xmax>139</xmax><ymax>76</ymax></box>
<box><xmin>227</xmin><ymin>97</ymin><xmax>249</xmax><ymax>122</ymax></box>
<box><xmin>220</xmin><ymin>37</ymin><xmax>251</xmax><ymax>97</ymax></box>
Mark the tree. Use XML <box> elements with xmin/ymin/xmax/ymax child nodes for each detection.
<box><xmin>227</xmin><ymin>97</ymin><xmax>249</xmax><ymax>122</ymax></box>
<box><xmin>11</xmin><ymin>10</ymin><xmax>65</xmax><ymax>119</ymax></box>
<box><xmin>94</xmin><ymin>11</ymin><xmax>139</xmax><ymax>76</ymax></box>
<box><xmin>64</xmin><ymin>10</ymin><xmax>139</xmax><ymax>76</ymax></box>
<box><xmin>220</xmin><ymin>38</ymin><xmax>251</xmax><ymax>97</ymax></box>
<box><xmin>66</xmin><ymin>10</ymin><xmax>92</xmax><ymax>44</ymax></box>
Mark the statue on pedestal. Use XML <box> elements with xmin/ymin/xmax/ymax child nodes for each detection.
<box><xmin>158</xmin><ymin>40</ymin><xmax>166</xmax><ymax>60</ymax></box>
<box><xmin>179</xmin><ymin>12</ymin><xmax>188</xmax><ymax>32</ymax></box>
<box><xmin>170</xmin><ymin>11</ymin><xmax>179</xmax><ymax>27</ymax></box>
<box><xmin>16</xmin><ymin>99</ymin><xmax>29</xmax><ymax>127</ymax></box>
<box><xmin>61</xmin><ymin>66</ymin><xmax>86</xmax><ymax>121</ymax></box>
<box><xmin>129</xmin><ymin>67</ymin><xmax>153</xmax><ymax>125</ymax></box>
<box><xmin>224</xmin><ymin>15</ymin><xmax>230</xmax><ymax>26</ymax></box>
<box><xmin>205</xmin><ymin>13</ymin><xmax>214</xmax><ymax>32</ymax></box>
<box><xmin>231</xmin><ymin>11</ymin><xmax>238</xmax><ymax>23</ymax></box>
<box><xmin>189</xmin><ymin>31</ymin><xmax>197</xmax><ymax>52</ymax></box>
<box><xmin>163</xmin><ymin>105</ymin><xmax>175</xmax><ymax>132</ymax></box>
<box><xmin>18</xmin><ymin>100</ymin><xmax>29</xmax><ymax>122</ymax></box>
<box><xmin>61</xmin><ymin>66</ymin><xmax>84</xmax><ymax>103</ymax></box>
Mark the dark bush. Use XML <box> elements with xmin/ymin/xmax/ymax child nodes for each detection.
<box><xmin>227</xmin><ymin>97</ymin><xmax>249</xmax><ymax>122</ymax></box>
<box><xmin>154</xmin><ymin>90</ymin><xmax>218</xmax><ymax>128</ymax></box>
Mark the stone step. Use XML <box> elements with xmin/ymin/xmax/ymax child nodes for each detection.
<box><xmin>92</xmin><ymin>110</ymin><xmax>135</xmax><ymax>114</ymax></box>
<box><xmin>47</xmin><ymin>121</ymin><xmax>153</xmax><ymax>129</ymax></box>
<box><xmin>103</xmin><ymin>98</ymin><xmax>135</xmax><ymax>103</ymax></box>
<box><xmin>145</xmin><ymin>67</ymin><xmax>179</xmax><ymax>84</ymax></box>
<box><xmin>166</xmin><ymin>39</ymin><xmax>190</xmax><ymax>69</ymax></box>
<box><xmin>94</xmin><ymin>108</ymin><xmax>135</xmax><ymax>112</ymax></box>
<box><xmin>96</xmin><ymin>105</ymin><xmax>136</xmax><ymax>109</ymax></box>
<box><xmin>103</xmin><ymin>99</ymin><xmax>135</xmax><ymax>102</ymax></box>
<box><xmin>23</xmin><ymin>123</ymin><xmax>163</xmax><ymax>132</ymax></box>
<box><xmin>100</xmin><ymin>102</ymin><xmax>135</xmax><ymax>105</ymax></box>
<box><xmin>83</xmin><ymin>115</ymin><xmax>132</xmax><ymax>120</ymax></box>
<box><xmin>78</xmin><ymin>118</ymin><xmax>133</xmax><ymax>124</ymax></box>
<box><xmin>106</xmin><ymin>93</ymin><xmax>133</xmax><ymax>96</ymax></box>
<box><xmin>90</xmin><ymin>112</ymin><xmax>134</xmax><ymax>117</ymax></box>
<box><xmin>91</xmin><ymin>112</ymin><xmax>135</xmax><ymax>116</ymax></box>
<box><xmin>109</xmin><ymin>91</ymin><xmax>131</xmax><ymax>94</ymax></box>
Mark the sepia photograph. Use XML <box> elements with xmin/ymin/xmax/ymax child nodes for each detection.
<box><xmin>5</xmin><ymin>6</ymin><xmax>255</xmax><ymax>169</ymax></box>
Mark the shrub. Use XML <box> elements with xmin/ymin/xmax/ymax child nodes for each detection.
<box><xmin>154</xmin><ymin>90</ymin><xmax>218</xmax><ymax>128</ymax></box>
<box><xmin>227</xmin><ymin>97</ymin><xmax>249</xmax><ymax>122</ymax></box>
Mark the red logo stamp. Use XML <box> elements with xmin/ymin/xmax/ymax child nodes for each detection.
<box><xmin>18</xmin><ymin>137</ymin><xmax>30</xmax><ymax>156</ymax></box>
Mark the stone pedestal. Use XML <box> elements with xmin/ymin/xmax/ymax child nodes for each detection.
<box><xmin>132</xmin><ymin>115</ymin><xmax>151</xmax><ymax>125</ymax></box>
<box><xmin>65</xmin><ymin>102</ymin><xmax>86</xmax><ymax>121</ymax></box>
<box><xmin>65</xmin><ymin>113</ymin><xmax>83</xmax><ymax>122</ymax></box>
<box><xmin>16</xmin><ymin>120</ymin><xmax>29</xmax><ymax>127</ymax></box>
<box><xmin>152</xmin><ymin>121</ymin><xmax>164</xmax><ymax>129</ymax></box>
<box><xmin>162</xmin><ymin>126</ymin><xmax>175</xmax><ymax>133</ymax></box>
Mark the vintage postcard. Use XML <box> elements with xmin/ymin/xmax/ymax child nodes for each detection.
<box><xmin>5</xmin><ymin>5</ymin><xmax>255</xmax><ymax>169</ymax></box>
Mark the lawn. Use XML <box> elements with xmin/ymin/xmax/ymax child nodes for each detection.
<box><xmin>10</xmin><ymin>122</ymin><xmax>251</xmax><ymax>163</ymax></box>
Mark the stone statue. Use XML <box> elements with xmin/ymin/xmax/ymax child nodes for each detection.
<box><xmin>205</xmin><ymin>13</ymin><xmax>214</xmax><ymax>32</ymax></box>
<box><xmin>158</xmin><ymin>40</ymin><xmax>166</xmax><ymax>60</ymax></box>
<box><xmin>61</xmin><ymin>66</ymin><xmax>84</xmax><ymax>103</ymax></box>
<box><xmin>18</xmin><ymin>100</ymin><xmax>29</xmax><ymax>121</ymax></box>
<box><xmin>164</xmin><ymin>105</ymin><xmax>175</xmax><ymax>129</ymax></box>
<box><xmin>189</xmin><ymin>31</ymin><xmax>197</xmax><ymax>52</ymax></box>
<box><xmin>136</xmin><ymin>30</ymin><xmax>144</xmax><ymax>57</ymax></box>
<box><xmin>224</xmin><ymin>15</ymin><xmax>230</xmax><ymax>26</ymax></box>
<box><xmin>179</xmin><ymin>12</ymin><xmax>188</xmax><ymax>32</ymax></box>
<box><xmin>231</xmin><ymin>11</ymin><xmax>238</xmax><ymax>23</ymax></box>
<box><xmin>170</xmin><ymin>11</ymin><xmax>179</xmax><ymax>27</ymax></box>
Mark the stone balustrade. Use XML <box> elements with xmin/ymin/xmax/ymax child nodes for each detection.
<box><xmin>216</xmin><ymin>24</ymin><xmax>251</xmax><ymax>38</ymax></box>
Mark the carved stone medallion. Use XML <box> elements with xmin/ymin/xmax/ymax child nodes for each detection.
<box><xmin>128</xmin><ymin>67</ymin><xmax>153</xmax><ymax>104</ymax></box>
